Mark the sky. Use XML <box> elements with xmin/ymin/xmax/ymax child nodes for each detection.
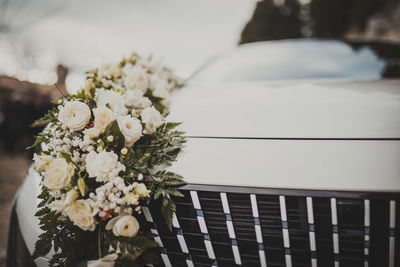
<box><xmin>0</xmin><ymin>0</ymin><xmax>257</xmax><ymax>91</ymax></box>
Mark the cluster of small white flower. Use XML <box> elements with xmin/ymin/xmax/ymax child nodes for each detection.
<box><xmin>33</xmin><ymin>54</ymin><xmax>180</xmax><ymax>237</ymax></box>
<box><xmin>93</xmin><ymin>54</ymin><xmax>181</xmax><ymax>112</ymax></box>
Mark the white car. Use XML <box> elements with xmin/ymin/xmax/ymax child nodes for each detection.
<box><xmin>8</xmin><ymin>39</ymin><xmax>400</xmax><ymax>267</ymax></box>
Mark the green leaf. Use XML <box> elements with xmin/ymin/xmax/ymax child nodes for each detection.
<box><xmin>163</xmin><ymin>122</ymin><xmax>182</xmax><ymax>131</ymax></box>
<box><xmin>152</xmin><ymin>170</ymin><xmax>183</xmax><ymax>180</ymax></box>
<box><xmin>129</xmin><ymin>234</ymin><xmax>160</xmax><ymax>251</ymax></box>
<box><xmin>102</xmin><ymin>120</ymin><xmax>125</xmax><ymax>150</ymax></box>
<box><xmin>35</xmin><ymin>207</ymin><xmax>50</xmax><ymax>217</ymax></box>
<box><xmin>160</xmin><ymin>177</ymin><xmax>186</xmax><ymax>189</ymax></box>
<box><xmin>161</xmin><ymin>196</ymin><xmax>176</xmax><ymax>231</ymax></box>
<box><xmin>134</xmin><ymin>153</ymin><xmax>151</xmax><ymax>170</ymax></box>
<box><xmin>31</xmin><ymin>107</ymin><xmax>58</xmax><ymax>127</ymax></box>
<box><xmin>153</xmin><ymin>188</ymin><xmax>163</xmax><ymax>200</ymax></box>
<box><xmin>165</xmin><ymin>188</ymin><xmax>184</xmax><ymax>197</ymax></box>
<box><xmin>59</xmin><ymin>151</ymin><xmax>73</xmax><ymax>164</ymax></box>
<box><xmin>27</xmin><ymin>132</ymin><xmax>50</xmax><ymax>149</ymax></box>
<box><xmin>69</xmin><ymin>90</ymin><xmax>87</xmax><ymax>100</ymax></box>
<box><xmin>33</xmin><ymin>238</ymin><xmax>52</xmax><ymax>258</ymax></box>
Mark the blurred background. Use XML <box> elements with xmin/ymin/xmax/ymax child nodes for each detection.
<box><xmin>0</xmin><ymin>0</ymin><xmax>399</xmax><ymax>265</ymax></box>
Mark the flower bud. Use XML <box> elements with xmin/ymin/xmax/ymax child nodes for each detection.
<box><xmin>134</xmin><ymin>183</ymin><xmax>150</xmax><ymax>198</ymax></box>
<box><xmin>77</xmin><ymin>178</ymin><xmax>87</xmax><ymax>196</ymax></box>
<box><xmin>121</xmin><ymin>148</ymin><xmax>128</xmax><ymax>155</ymax></box>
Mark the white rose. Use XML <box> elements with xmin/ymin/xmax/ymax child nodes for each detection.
<box><xmin>123</xmin><ymin>65</ymin><xmax>149</xmax><ymax>93</ymax></box>
<box><xmin>85</xmin><ymin>151</ymin><xmax>125</xmax><ymax>182</ymax></box>
<box><xmin>134</xmin><ymin>183</ymin><xmax>150</xmax><ymax>198</ymax></box>
<box><xmin>117</xmin><ymin>115</ymin><xmax>142</xmax><ymax>147</ymax></box>
<box><xmin>83</xmin><ymin>106</ymin><xmax>115</xmax><ymax>139</ymax></box>
<box><xmin>43</xmin><ymin>158</ymin><xmax>75</xmax><ymax>190</ymax></box>
<box><xmin>66</xmin><ymin>200</ymin><xmax>96</xmax><ymax>231</ymax></box>
<box><xmin>58</xmin><ymin>101</ymin><xmax>91</xmax><ymax>131</ymax></box>
<box><xmin>33</xmin><ymin>154</ymin><xmax>53</xmax><ymax>172</ymax></box>
<box><xmin>140</xmin><ymin>106</ymin><xmax>162</xmax><ymax>134</ymax></box>
<box><xmin>95</xmin><ymin>88</ymin><xmax>127</xmax><ymax>115</ymax></box>
<box><xmin>111</xmin><ymin>216</ymin><xmax>140</xmax><ymax>237</ymax></box>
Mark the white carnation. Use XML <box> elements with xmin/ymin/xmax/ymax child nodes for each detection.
<box><xmin>117</xmin><ymin>115</ymin><xmax>142</xmax><ymax>147</ymax></box>
<box><xmin>152</xmin><ymin>82</ymin><xmax>169</xmax><ymax>99</ymax></box>
<box><xmin>95</xmin><ymin>88</ymin><xmax>128</xmax><ymax>115</ymax></box>
<box><xmin>85</xmin><ymin>151</ymin><xmax>125</xmax><ymax>182</ymax></box>
<box><xmin>66</xmin><ymin>200</ymin><xmax>96</xmax><ymax>231</ymax></box>
<box><xmin>141</xmin><ymin>106</ymin><xmax>162</xmax><ymax>134</ymax></box>
<box><xmin>125</xmin><ymin>89</ymin><xmax>151</xmax><ymax>109</ymax></box>
<box><xmin>123</xmin><ymin>65</ymin><xmax>149</xmax><ymax>93</ymax></box>
<box><xmin>58</xmin><ymin>101</ymin><xmax>91</xmax><ymax>131</ymax></box>
<box><xmin>152</xmin><ymin>81</ymin><xmax>171</xmax><ymax>107</ymax></box>
<box><xmin>43</xmin><ymin>158</ymin><xmax>75</xmax><ymax>190</ymax></box>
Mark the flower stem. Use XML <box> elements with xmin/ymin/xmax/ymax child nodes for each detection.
<box><xmin>98</xmin><ymin>225</ymin><xmax>102</xmax><ymax>258</ymax></box>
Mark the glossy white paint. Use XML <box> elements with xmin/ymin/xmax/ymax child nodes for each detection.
<box><xmin>168</xmin><ymin>80</ymin><xmax>400</xmax><ymax>138</ymax></box>
<box><xmin>170</xmin><ymin>138</ymin><xmax>400</xmax><ymax>191</ymax></box>
<box><xmin>16</xmin><ymin>168</ymin><xmax>42</xmax><ymax>255</ymax></box>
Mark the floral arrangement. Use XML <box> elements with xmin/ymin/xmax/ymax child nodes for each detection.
<box><xmin>31</xmin><ymin>54</ymin><xmax>186</xmax><ymax>267</ymax></box>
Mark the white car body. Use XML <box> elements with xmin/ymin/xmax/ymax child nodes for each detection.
<box><xmin>10</xmin><ymin>39</ymin><xmax>400</xmax><ymax>266</ymax></box>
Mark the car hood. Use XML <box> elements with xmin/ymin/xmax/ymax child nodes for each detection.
<box><xmin>167</xmin><ymin>79</ymin><xmax>400</xmax><ymax>139</ymax></box>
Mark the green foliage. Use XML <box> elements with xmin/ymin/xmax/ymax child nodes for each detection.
<box><xmin>31</xmin><ymin>107</ymin><xmax>58</xmax><ymax>128</ymax></box>
<box><xmin>34</xmin><ymin>203</ymin><xmax>99</xmax><ymax>266</ymax></box>
<box><xmin>100</xmin><ymin>120</ymin><xmax>126</xmax><ymax>151</ymax></box>
<box><xmin>59</xmin><ymin>151</ymin><xmax>73</xmax><ymax>164</ymax></box>
<box><xmin>27</xmin><ymin>131</ymin><xmax>51</xmax><ymax>149</ymax></box>
<box><xmin>150</xmin><ymin>171</ymin><xmax>185</xmax><ymax>230</ymax></box>
<box><xmin>103</xmin><ymin>231</ymin><xmax>160</xmax><ymax>267</ymax></box>
<box><xmin>67</xmin><ymin>90</ymin><xmax>87</xmax><ymax>101</ymax></box>
<box><xmin>161</xmin><ymin>196</ymin><xmax>176</xmax><ymax>231</ymax></box>
<box><xmin>144</xmin><ymin>91</ymin><xmax>167</xmax><ymax>115</ymax></box>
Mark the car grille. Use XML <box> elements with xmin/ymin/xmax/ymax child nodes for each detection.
<box><xmin>144</xmin><ymin>184</ymin><xmax>400</xmax><ymax>267</ymax></box>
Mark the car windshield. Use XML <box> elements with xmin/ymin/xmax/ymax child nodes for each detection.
<box><xmin>189</xmin><ymin>39</ymin><xmax>399</xmax><ymax>85</ymax></box>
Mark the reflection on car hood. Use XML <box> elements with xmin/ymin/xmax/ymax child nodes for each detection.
<box><xmin>168</xmin><ymin>79</ymin><xmax>400</xmax><ymax>139</ymax></box>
